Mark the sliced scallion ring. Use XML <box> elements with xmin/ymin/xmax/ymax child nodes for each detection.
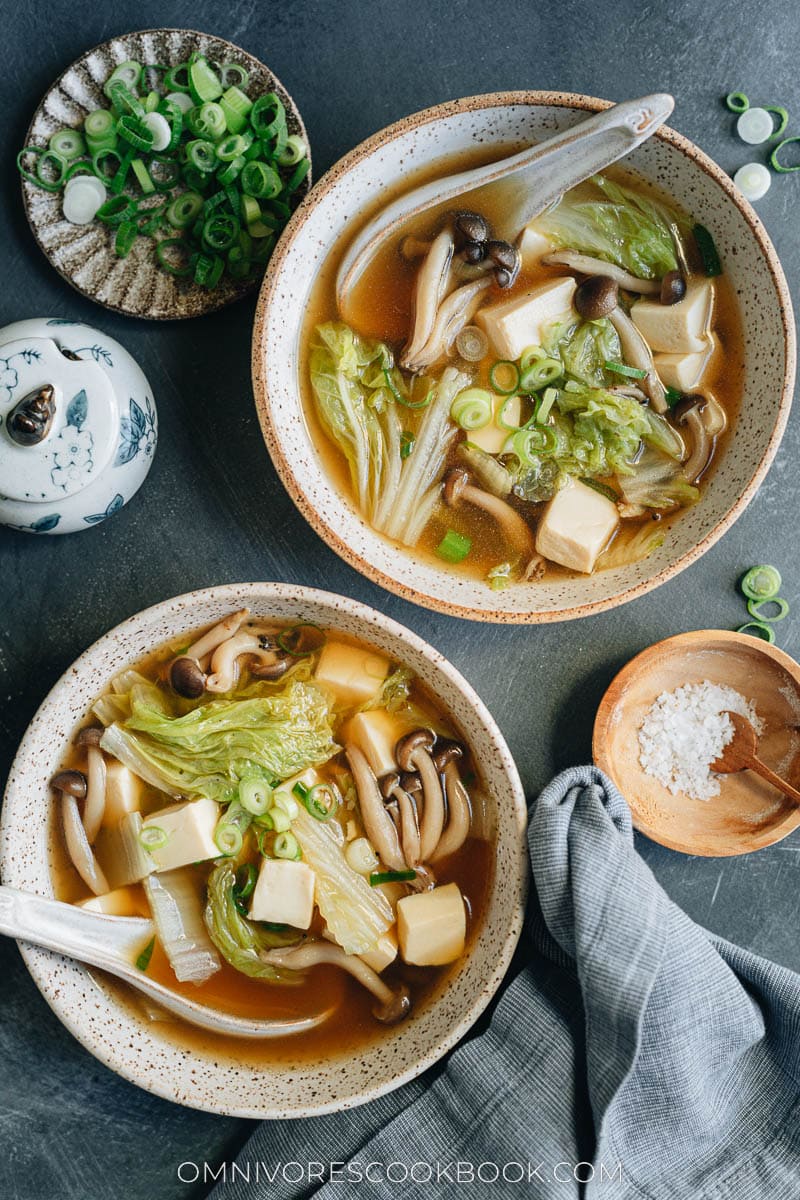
<box><xmin>604</xmin><ymin>360</ymin><xmax>649</xmax><ymax>380</ymax></box>
<box><xmin>746</xmin><ymin>596</ymin><xmax>789</xmax><ymax>622</ymax></box>
<box><xmin>725</xmin><ymin>91</ymin><xmax>750</xmax><ymax>114</ymax></box>
<box><xmin>770</xmin><ymin>136</ymin><xmax>800</xmax><ymax>173</ymax></box>
<box><xmin>382</xmin><ymin>368</ymin><xmax>430</xmax><ymax>408</ymax></box>
<box><xmin>276</xmin><ymin>622</ymin><xmax>326</xmax><ymax>657</ymax></box>
<box><xmin>536</xmin><ymin>387</ymin><xmax>558</xmax><ymax>424</ymax></box>
<box><xmin>736</xmin><ymin>621</ymin><xmax>776</xmax><ymax>644</ymax></box>
<box><xmin>519</xmin><ymin>357</ymin><xmax>562</xmax><ymax>391</ymax></box>
<box><xmin>233</xmin><ymin>862</ymin><xmax>257</xmax><ymax>900</ymax></box>
<box><xmin>49</xmin><ymin>129</ymin><xmax>86</xmax><ymax>161</ymax></box>
<box><xmin>139</xmin><ymin>825</ymin><xmax>168</xmax><ymax>850</ymax></box>
<box><xmin>239</xmin><ymin>777</ymin><xmax>273</xmax><ymax>816</ymax></box>
<box><xmin>764</xmin><ymin>105</ymin><xmax>790</xmax><ymax>139</ymax></box>
<box><xmin>740</xmin><ymin>564</ymin><xmax>781</xmax><ymax>600</ymax></box>
<box><xmin>436</xmin><ymin>528</ymin><xmax>471</xmax><ymax>563</ymax></box>
<box><xmin>454</xmin><ymin>325</ymin><xmax>488</xmax><ymax>362</ymax></box>
<box><xmin>450</xmin><ymin>387</ymin><xmax>493</xmax><ymax>430</ymax></box>
<box><xmin>293</xmin><ymin>780</ymin><xmax>340</xmax><ymax>822</ymax></box>
<box><xmin>489</xmin><ymin>360</ymin><xmax>520</xmax><ymax>395</ymax></box>
<box><xmin>273</xmin><ymin>832</ymin><xmax>301</xmax><ymax>860</ymax></box>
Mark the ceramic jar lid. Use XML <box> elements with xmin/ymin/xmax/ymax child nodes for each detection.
<box><xmin>0</xmin><ymin>318</ymin><xmax>157</xmax><ymax>534</ymax></box>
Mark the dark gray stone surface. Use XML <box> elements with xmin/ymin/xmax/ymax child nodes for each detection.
<box><xmin>1</xmin><ymin>1</ymin><xmax>798</xmax><ymax>1196</ymax></box>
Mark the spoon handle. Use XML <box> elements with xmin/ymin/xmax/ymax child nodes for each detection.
<box><xmin>749</xmin><ymin>756</ymin><xmax>800</xmax><ymax>805</ymax></box>
<box><xmin>0</xmin><ymin>884</ymin><xmax>154</xmax><ymax>968</ymax></box>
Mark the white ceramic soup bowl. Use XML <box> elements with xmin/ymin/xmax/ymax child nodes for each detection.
<box><xmin>252</xmin><ymin>91</ymin><xmax>795</xmax><ymax>623</ymax></box>
<box><xmin>0</xmin><ymin>583</ymin><xmax>527</xmax><ymax>1118</ymax></box>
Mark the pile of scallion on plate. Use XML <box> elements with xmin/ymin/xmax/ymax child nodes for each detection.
<box><xmin>17</xmin><ymin>53</ymin><xmax>309</xmax><ymax>289</ymax></box>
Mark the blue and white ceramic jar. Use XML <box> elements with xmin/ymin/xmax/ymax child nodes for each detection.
<box><xmin>0</xmin><ymin>317</ymin><xmax>156</xmax><ymax>534</ymax></box>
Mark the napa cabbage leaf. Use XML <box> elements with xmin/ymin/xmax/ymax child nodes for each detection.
<box><xmin>204</xmin><ymin>861</ymin><xmax>301</xmax><ymax>982</ymax></box>
<box><xmin>537</xmin><ymin>174</ymin><xmax>681</xmax><ymax>280</ymax></box>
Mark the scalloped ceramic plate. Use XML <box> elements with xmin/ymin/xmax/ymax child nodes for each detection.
<box><xmin>252</xmin><ymin>91</ymin><xmax>794</xmax><ymax>622</ymax></box>
<box><xmin>0</xmin><ymin>584</ymin><xmax>527</xmax><ymax>1117</ymax></box>
<box><xmin>20</xmin><ymin>29</ymin><xmax>310</xmax><ymax>319</ymax></box>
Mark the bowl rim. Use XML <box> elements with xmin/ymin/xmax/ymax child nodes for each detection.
<box><xmin>20</xmin><ymin>27</ymin><xmax>311</xmax><ymax>322</ymax></box>
<box><xmin>592</xmin><ymin>628</ymin><xmax>800</xmax><ymax>855</ymax></box>
<box><xmin>252</xmin><ymin>89</ymin><xmax>796</xmax><ymax>623</ymax></box>
<box><xmin>0</xmin><ymin>581</ymin><xmax>528</xmax><ymax>1118</ymax></box>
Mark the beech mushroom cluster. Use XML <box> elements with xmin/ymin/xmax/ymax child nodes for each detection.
<box><xmin>345</xmin><ymin>728</ymin><xmax>472</xmax><ymax>877</ymax></box>
<box><xmin>51</xmin><ymin>725</ymin><xmax>109</xmax><ymax>896</ymax></box>
<box><xmin>442</xmin><ymin>466</ymin><xmax>545</xmax><ymax>581</ymax></box>
<box><xmin>261</xmin><ymin>940</ymin><xmax>411</xmax><ymax>1024</ymax></box>
<box><xmin>168</xmin><ymin>608</ymin><xmax>291</xmax><ymax>698</ymax></box>
<box><xmin>400</xmin><ymin>211</ymin><xmax>520</xmax><ymax>373</ymax></box>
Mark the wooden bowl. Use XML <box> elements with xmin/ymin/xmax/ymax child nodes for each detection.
<box><xmin>593</xmin><ymin>630</ymin><xmax>800</xmax><ymax>856</ymax></box>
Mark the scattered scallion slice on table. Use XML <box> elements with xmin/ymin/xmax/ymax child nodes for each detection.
<box><xmin>734</xmin><ymin>163</ymin><xmax>771</xmax><ymax>202</ymax></box>
<box><xmin>736</xmin><ymin>621</ymin><xmax>776</xmax><ymax>644</ymax></box>
<box><xmin>18</xmin><ymin>54</ymin><xmax>308</xmax><ymax>290</ymax></box>
<box><xmin>740</xmin><ymin>565</ymin><xmax>781</xmax><ymax>601</ymax></box>
<box><xmin>747</xmin><ymin>596</ymin><xmax>789</xmax><ymax>622</ymax></box>
<box><xmin>725</xmin><ymin>91</ymin><xmax>750</xmax><ymax>114</ymax></box>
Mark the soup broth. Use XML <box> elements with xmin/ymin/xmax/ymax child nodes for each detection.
<box><xmin>301</xmin><ymin>147</ymin><xmax>743</xmax><ymax>588</ymax></box>
<box><xmin>50</xmin><ymin>613</ymin><xmax>493</xmax><ymax>1063</ymax></box>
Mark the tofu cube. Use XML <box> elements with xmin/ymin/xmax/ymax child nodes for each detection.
<box><xmin>535</xmin><ymin>478</ymin><xmax>619</xmax><ymax>574</ymax></box>
<box><xmin>141</xmin><ymin>797</ymin><xmax>220</xmax><ymax>872</ymax></box>
<box><xmin>518</xmin><ymin>223</ymin><xmax>552</xmax><ymax>267</ymax></box>
<box><xmin>475</xmin><ymin>277</ymin><xmax>576</xmax><ymax>361</ymax></box>
<box><xmin>249</xmin><ymin>859</ymin><xmax>315</xmax><ymax>929</ymax></box>
<box><xmin>654</xmin><ymin>335</ymin><xmax>716</xmax><ymax>392</ymax></box>
<box><xmin>340</xmin><ymin>708</ymin><xmax>410</xmax><ymax>778</ymax></box>
<box><xmin>468</xmin><ymin>394</ymin><xmax>520</xmax><ymax>455</ymax></box>
<box><xmin>102</xmin><ymin>762</ymin><xmax>144</xmax><ymax>828</ymax></box>
<box><xmin>630</xmin><ymin>279</ymin><xmax>715</xmax><ymax>354</ymax></box>
<box><xmin>360</xmin><ymin>928</ymin><xmax>398</xmax><ymax>973</ymax></box>
<box><xmin>314</xmin><ymin>641</ymin><xmax>390</xmax><ymax>707</ymax></box>
<box><xmin>78</xmin><ymin>885</ymin><xmax>149</xmax><ymax>918</ymax></box>
<box><xmin>397</xmin><ymin>883</ymin><xmax>466</xmax><ymax>966</ymax></box>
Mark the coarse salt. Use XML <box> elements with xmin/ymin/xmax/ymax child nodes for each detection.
<box><xmin>637</xmin><ymin>681</ymin><xmax>762</xmax><ymax>801</ymax></box>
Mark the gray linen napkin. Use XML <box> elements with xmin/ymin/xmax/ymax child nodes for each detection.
<box><xmin>211</xmin><ymin>766</ymin><xmax>800</xmax><ymax>1199</ymax></box>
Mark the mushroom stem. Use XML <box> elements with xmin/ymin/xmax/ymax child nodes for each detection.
<box><xmin>607</xmin><ymin>307</ymin><xmax>668</xmax><ymax>413</ymax></box>
<box><xmin>405</xmin><ymin>277</ymin><xmax>493</xmax><ymax>372</ymax></box>
<box><xmin>82</xmin><ymin>745</ymin><xmax>106</xmax><ymax>845</ymax></box>
<box><xmin>205</xmin><ymin>632</ymin><xmax>290</xmax><ymax>693</ymax></box>
<box><xmin>431</xmin><ymin>761</ymin><xmax>472</xmax><ymax>861</ymax></box>
<box><xmin>543</xmin><ymin>251</ymin><xmax>661</xmax><ymax>295</ymax></box>
<box><xmin>61</xmin><ymin>794</ymin><xmax>109</xmax><ymax>896</ymax></box>
<box><xmin>444</xmin><ymin>469</ymin><xmax>536</xmax><ymax>556</ymax></box>
<box><xmin>402</xmin><ymin>228</ymin><xmax>455</xmax><ymax>367</ymax></box>
<box><xmin>682</xmin><ymin>407</ymin><xmax>712</xmax><ymax>482</ymax></box>
<box><xmin>185</xmin><ymin>608</ymin><xmax>249</xmax><ymax>666</ymax></box>
<box><xmin>397</xmin><ymin>790</ymin><xmax>421</xmax><ymax>868</ymax></box>
<box><xmin>261</xmin><ymin>941</ymin><xmax>411</xmax><ymax>1024</ymax></box>
<box><xmin>345</xmin><ymin>746</ymin><xmax>407</xmax><ymax>871</ymax></box>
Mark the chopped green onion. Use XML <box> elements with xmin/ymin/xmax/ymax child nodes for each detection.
<box><xmin>219</xmin><ymin>85</ymin><xmax>253</xmax><ymax>134</ymax></box>
<box><xmin>155</xmin><ymin>237</ymin><xmax>192</xmax><ymax>277</ymax></box>
<box><xmin>725</xmin><ymin>91</ymin><xmax>750</xmax><ymax>114</ymax></box>
<box><xmin>740</xmin><ymin>565</ymin><xmax>781</xmax><ymax>600</ymax></box>
<box><xmin>241</xmin><ymin>160</ymin><xmax>282</xmax><ymax>199</ymax></box>
<box><xmin>763</xmin><ymin>105</ymin><xmax>789</xmax><ymax>138</ymax></box>
<box><xmin>186</xmin><ymin>139</ymin><xmax>217</xmax><ymax>173</ymax></box>
<box><xmin>96</xmin><ymin>195</ymin><xmax>135</xmax><ymax>226</ymax></box>
<box><xmin>166</xmin><ymin>190</ymin><xmax>204</xmax><ymax>228</ymax></box>
<box><xmin>239</xmin><ymin>777</ymin><xmax>273</xmax><ymax>816</ymax></box>
<box><xmin>489</xmin><ymin>360</ymin><xmax>520</xmax><ymax>394</ymax></box>
<box><xmin>189</xmin><ymin>57</ymin><xmax>223</xmax><ymax>104</ymax></box>
<box><xmin>519</xmin><ymin>357</ymin><xmax>562</xmax><ymax>391</ymax></box>
<box><xmin>214</xmin><ymin>803</ymin><xmax>251</xmax><ymax>856</ymax></box>
<box><xmin>580</xmin><ymin>477</ymin><xmax>620</xmax><ymax>503</ymax></box>
<box><xmin>736</xmin><ymin>621</ymin><xmax>776</xmax><ymax>644</ymax></box>
<box><xmin>233</xmin><ymin>862</ymin><xmax>257</xmax><ymax>901</ymax></box>
<box><xmin>293</xmin><ymin>780</ymin><xmax>340</xmax><ymax>822</ymax></box>
<box><xmin>84</xmin><ymin>108</ymin><xmax>116</xmax><ymax>140</ymax></box>
<box><xmin>107</xmin><ymin>81</ymin><xmax>145</xmax><ymax>121</ymax></box>
<box><xmin>511</xmin><ymin>426</ymin><xmax>557</xmax><ymax>464</ymax></box>
<box><xmin>136</xmin><ymin>937</ymin><xmax>156</xmax><ymax>972</ymax></box>
<box><xmin>104</xmin><ymin>60</ymin><xmax>143</xmax><ymax>94</ymax></box>
<box><xmin>665</xmin><ymin>387</ymin><xmax>683</xmax><ymax>407</ymax></box>
<box><xmin>218</xmin><ymin>63</ymin><xmax>249</xmax><ymax>90</ymax></box>
<box><xmin>36</xmin><ymin>150</ymin><xmax>68</xmax><ymax>190</ymax></box>
<box><xmin>487</xmin><ymin>562</ymin><xmax>513</xmax><ymax>591</ymax></box>
<box><xmin>215</xmin><ymin>133</ymin><xmax>249</xmax><ymax>161</ymax></box>
<box><xmin>116</xmin><ymin>115</ymin><xmax>154</xmax><ymax>152</ymax></box>
<box><xmin>604</xmin><ymin>360</ymin><xmax>648</xmax><ymax>380</ymax></box>
<box><xmin>536</xmin><ymin>387</ymin><xmax>558</xmax><ymax>423</ymax></box>
<box><xmin>202</xmin><ymin>212</ymin><xmax>239</xmax><ymax>251</ymax></box>
<box><xmin>276</xmin><ymin>135</ymin><xmax>307</xmax><ymax>166</ymax></box>
<box><xmin>49</xmin><ymin>129</ymin><xmax>86</xmax><ymax>160</ymax></box>
<box><xmin>770</xmin><ymin>136</ymin><xmax>800</xmax><ymax>173</ymax></box>
<box><xmin>114</xmin><ymin>220</ymin><xmax>137</xmax><ymax>257</ymax></box>
<box><xmin>276</xmin><ymin>621</ymin><xmax>326</xmax><ymax>657</ymax></box>
<box><xmin>450</xmin><ymin>387</ymin><xmax>493</xmax><ymax>430</ymax></box>
<box><xmin>497</xmin><ymin>394</ymin><xmax>525</xmax><ymax>431</ymax></box>
<box><xmin>693</xmin><ymin>224</ymin><xmax>722</xmax><ymax>276</ymax></box>
<box><xmin>436</xmin><ymin>529</ymin><xmax>472</xmax><ymax>563</ymax></box>
<box><xmin>519</xmin><ymin>345</ymin><xmax>547</xmax><ymax>372</ymax></box>
<box><xmin>273</xmin><ymin>832</ymin><xmax>301</xmax><ymax>860</ymax></box>
<box><xmin>139</xmin><ymin>825</ymin><xmax>168</xmax><ymax>850</ymax></box>
<box><xmin>131</xmin><ymin>158</ymin><xmax>155</xmax><ymax>194</ymax></box>
<box><xmin>144</xmin><ymin>91</ymin><xmax>161</xmax><ymax>114</ymax></box>
<box><xmin>382</xmin><ymin>368</ymin><xmax>430</xmax><ymax>408</ymax></box>
<box><xmin>747</xmin><ymin>596</ymin><xmax>789</xmax><ymax>622</ymax></box>
<box><xmin>193</xmin><ymin>101</ymin><xmax>227</xmax><ymax>141</ymax></box>
<box><xmin>369</xmin><ymin>869</ymin><xmax>417</xmax><ymax>886</ymax></box>
<box><xmin>163</xmin><ymin>62</ymin><xmax>191</xmax><ymax>94</ymax></box>
<box><xmin>400</xmin><ymin>431</ymin><xmax>415</xmax><ymax>459</ymax></box>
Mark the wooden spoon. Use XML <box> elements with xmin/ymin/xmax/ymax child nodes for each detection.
<box><xmin>712</xmin><ymin>711</ymin><xmax>800</xmax><ymax>805</ymax></box>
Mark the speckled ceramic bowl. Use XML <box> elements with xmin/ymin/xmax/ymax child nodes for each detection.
<box><xmin>21</xmin><ymin>29</ymin><xmax>310</xmax><ymax>319</ymax></box>
<box><xmin>0</xmin><ymin>583</ymin><xmax>527</xmax><ymax>1117</ymax></box>
<box><xmin>252</xmin><ymin>91</ymin><xmax>795</xmax><ymax>622</ymax></box>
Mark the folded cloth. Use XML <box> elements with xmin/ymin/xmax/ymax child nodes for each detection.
<box><xmin>212</xmin><ymin>766</ymin><xmax>800</xmax><ymax>1199</ymax></box>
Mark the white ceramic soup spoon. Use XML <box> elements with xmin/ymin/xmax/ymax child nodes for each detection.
<box><xmin>0</xmin><ymin>884</ymin><xmax>332</xmax><ymax>1039</ymax></box>
<box><xmin>336</xmin><ymin>92</ymin><xmax>674</xmax><ymax>309</ymax></box>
